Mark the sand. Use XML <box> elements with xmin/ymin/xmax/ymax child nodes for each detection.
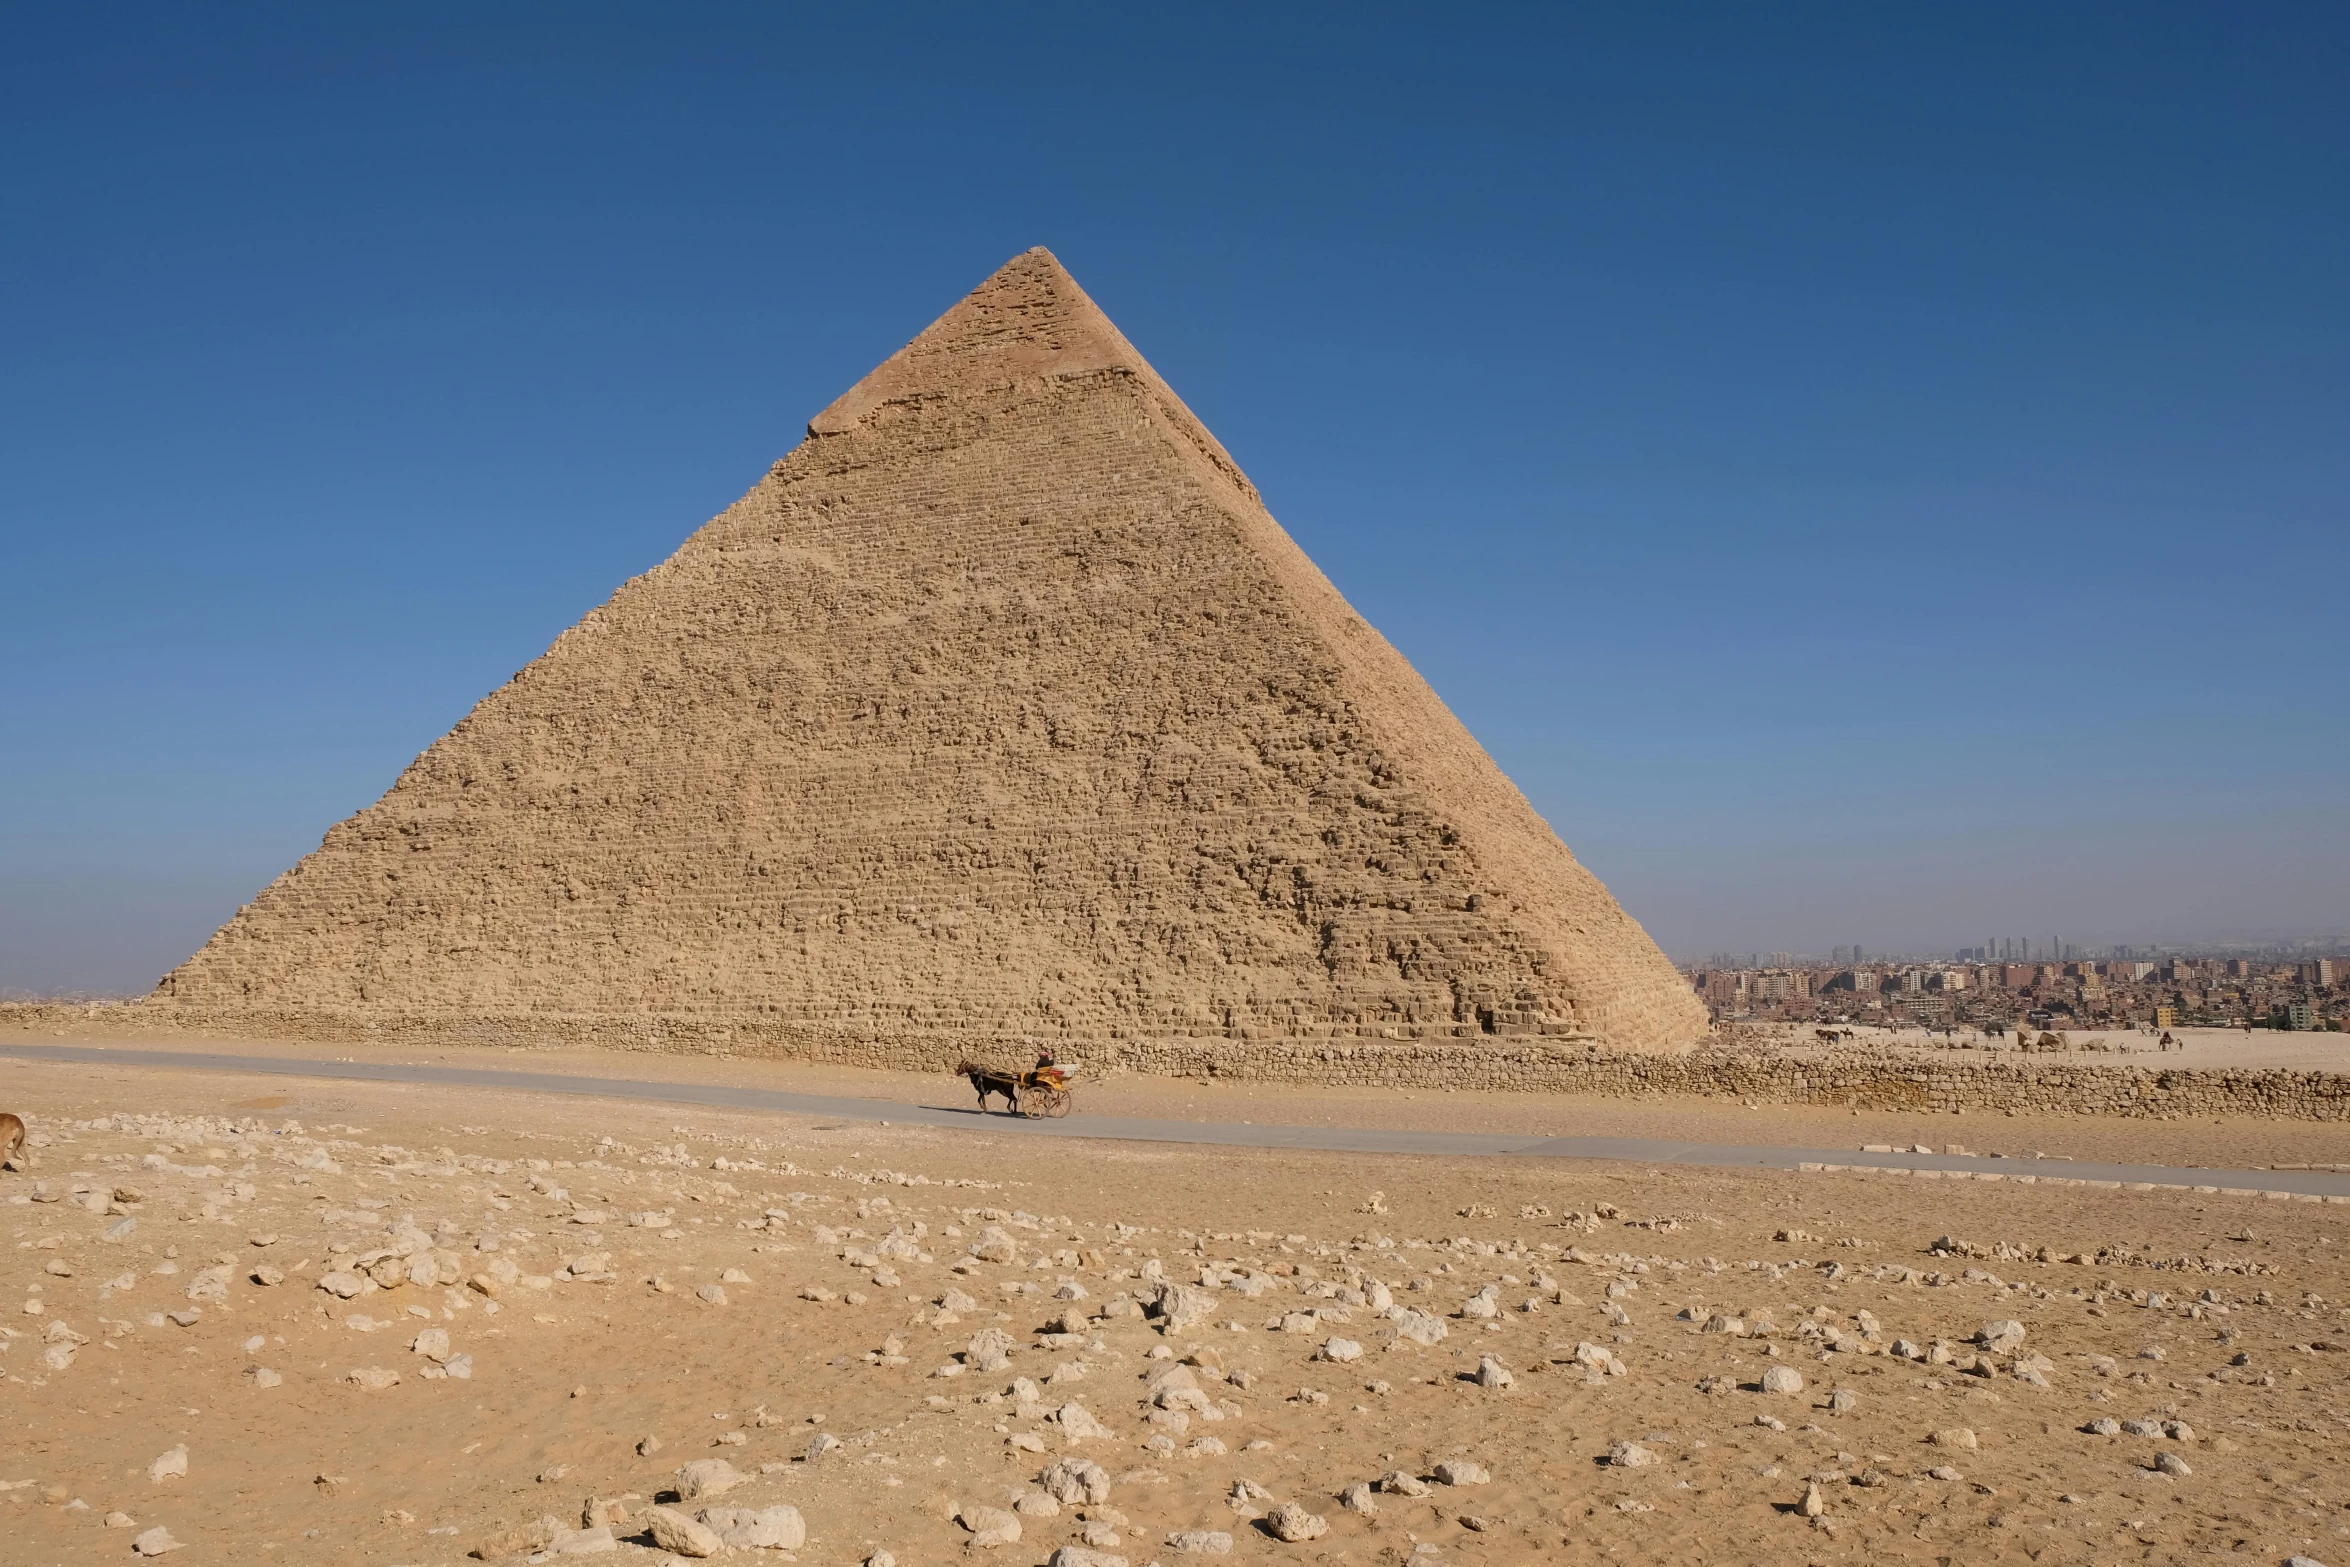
<box><xmin>8</xmin><ymin>1050</ymin><xmax>2350</xmax><ymax>1566</ymax></box>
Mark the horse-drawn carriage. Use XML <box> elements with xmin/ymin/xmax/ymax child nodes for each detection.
<box><xmin>956</xmin><ymin>1059</ymin><xmax>1077</xmax><ymax>1118</ymax></box>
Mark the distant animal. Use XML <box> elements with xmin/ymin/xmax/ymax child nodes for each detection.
<box><xmin>0</xmin><ymin>1111</ymin><xmax>25</xmax><ymax>1170</ymax></box>
<box><xmin>956</xmin><ymin>1060</ymin><xmax>1021</xmax><ymax>1115</ymax></box>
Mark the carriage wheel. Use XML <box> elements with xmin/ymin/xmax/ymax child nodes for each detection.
<box><xmin>1015</xmin><ymin>1086</ymin><xmax>1043</xmax><ymax>1119</ymax></box>
<box><xmin>1047</xmin><ymin>1089</ymin><xmax>1072</xmax><ymax>1118</ymax></box>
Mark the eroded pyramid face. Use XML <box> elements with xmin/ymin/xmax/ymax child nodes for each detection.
<box><xmin>158</xmin><ymin>249</ymin><xmax>1706</xmax><ymax>1057</ymax></box>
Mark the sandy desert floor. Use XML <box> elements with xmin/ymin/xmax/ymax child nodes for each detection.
<box><xmin>7</xmin><ymin>1051</ymin><xmax>2350</xmax><ymax>1567</ymax></box>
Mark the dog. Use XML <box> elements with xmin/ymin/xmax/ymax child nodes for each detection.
<box><xmin>0</xmin><ymin>1111</ymin><xmax>25</xmax><ymax>1171</ymax></box>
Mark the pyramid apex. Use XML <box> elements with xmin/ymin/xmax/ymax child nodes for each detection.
<box><xmin>808</xmin><ymin>248</ymin><xmax>1148</xmax><ymax>438</ymax></box>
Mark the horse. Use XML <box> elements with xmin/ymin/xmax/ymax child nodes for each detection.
<box><xmin>0</xmin><ymin>1111</ymin><xmax>25</xmax><ymax>1170</ymax></box>
<box><xmin>956</xmin><ymin>1060</ymin><xmax>1022</xmax><ymax>1115</ymax></box>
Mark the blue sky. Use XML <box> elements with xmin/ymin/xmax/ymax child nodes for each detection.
<box><xmin>3</xmin><ymin>3</ymin><xmax>2344</xmax><ymax>992</ymax></box>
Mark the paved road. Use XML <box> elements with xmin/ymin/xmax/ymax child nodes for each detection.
<box><xmin>7</xmin><ymin>1041</ymin><xmax>2347</xmax><ymax>1198</ymax></box>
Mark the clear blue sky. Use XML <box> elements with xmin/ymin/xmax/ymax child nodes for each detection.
<box><xmin>3</xmin><ymin>4</ymin><xmax>2345</xmax><ymax>993</ymax></box>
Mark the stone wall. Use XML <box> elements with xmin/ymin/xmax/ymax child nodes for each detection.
<box><xmin>7</xmin><ymin>1000</ymin><xmax>2346</xmax><ymax>1122</ymax></box>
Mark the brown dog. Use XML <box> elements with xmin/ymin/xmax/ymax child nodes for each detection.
<box><xmin>0</xmin><ymin>1111</ymin><xmax>25</xmax><ymax>1170</ymax></box>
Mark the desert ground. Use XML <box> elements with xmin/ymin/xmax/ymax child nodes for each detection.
<box><xmin>7</xmin><ymin>1045</ymin><xmax>2350</xmax><ymax>1567</ymax></box>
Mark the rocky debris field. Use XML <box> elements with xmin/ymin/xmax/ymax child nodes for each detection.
<box><xmin>5</xmin><ymin>1059</ymin><xmax>2350</xmax><ymax>1566</ymax></box>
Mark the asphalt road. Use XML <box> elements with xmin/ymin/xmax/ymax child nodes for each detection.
<box><xmin>6</xmin><ymin>1040</ymin><xmax>2347</xmax><ymax>1199</ymax></box>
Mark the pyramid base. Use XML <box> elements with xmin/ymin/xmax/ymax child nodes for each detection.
<box><xmin>4</xmin><ymin>1002</ymin><xmax>2347</xmax><ymax>1118</ymax></box>
<box><xmin>119</xmin><ymin>1001</ymin><xmax>1645</xmax><ymax>1084</ymax></box>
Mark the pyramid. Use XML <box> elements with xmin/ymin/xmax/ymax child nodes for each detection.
<box><xmin>157</xmin><ymin>249</ymin><xmax>1707</xmax><ymax>1061</ymax></box>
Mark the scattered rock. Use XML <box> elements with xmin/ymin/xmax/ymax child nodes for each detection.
<box><xmin>674</xmin><ymin>1459</ymin><xmax>748</xmax><ymax>1501</ymax></box>
<box><xmin>697</xmin><ymin>1504</ymin><xmax>805</xmax><ymax>1549</ymax></box>
<box><xmin>1265</xmin><ymin>1502</ymin><xmax>1328</xmax><ymax>1542</ymax></box>
<box><xmin>1166</xmin><ymin>1529</ymin><xmax>1234</xmax><ymax>1554</ymax></box>
<box><xmin>1390</xmin><ymin>1309</ymin><xmax>1449</xmax><ymax>1347</ymax></box>
<box><xmin>1434</xmin><ymin>1459</ymin><xmax>1490</xmax><ymax>1486</ymax></box>
<box><xmin>470</xmin><ymin>1515</ymin><xmax>562</xmax><ymax>1558</ymax></box>
<box><xmin>1573</xmin><ymin>1340</ymin><xmax>1627</xmax><ymax>1378</ymax></box>
<box><xmin>1055</xmin><ymin>1403</ymin><xmax>1114</xmax><ymax>1441</ymax></box>
<box><xmin>955</xmin><ymin>1503</ymin><xmax>1021</xmax><ymax>1547</ymax></box>
<box><xmin>966</xmin><ymin>1327</ymin><xmax>1016</xmax><ymax>1372</ymax></box>
<box><xmin>1153</xmin><ymin>1284</ymin><xmax>1219</xmax><ymax>1334</ymax></box>
<box><xmin>1606</xmin><ymin>1442</ymin><xmax>1657</xmax><ymax>1468</ymax></box>
<box><xmin>146</xmin><ymin>1446</ymin><xmax>188</xmax><ymax>1484</ymax></box>
<box><xmin>1762</xmin><ymin>1365</ymin><xmax>1804</xmax><ymax>1395</ymax></box>
<box><xmin>132</xmin><ymin>1526</ymin><xmax>182</xmax><ymax>1556</ymax></box>
<box><xmin>641</xmin><ymin>1504</ymin><xmax>725</xmax><ymax>1557</ymax></box>
<box><xmin>1978</xmin><ymin>1320</ymin><xmax>2027</xmax><ymax>1353</ymax></box>
<box><xmin>1040</xmin><ymin>1457</ymin><xmax>1113</xmax><ymax>1505</ymax></box>
<box><xmin>969</xmin><ymin>1227</ymin><xmax>1020</xmax><ymax>1264</ymax></box>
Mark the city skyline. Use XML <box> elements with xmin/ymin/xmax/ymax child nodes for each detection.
<box><xmin>1683</xmin><ymin>931</ymin><xmax>2350</xmax><ymax>969</ymax></box>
